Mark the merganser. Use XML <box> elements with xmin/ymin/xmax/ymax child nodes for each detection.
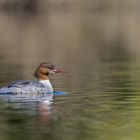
<box><xmin>0</xmin><ymin>63</ymin><xmax>65</xmax><ymax>98</ymax></box>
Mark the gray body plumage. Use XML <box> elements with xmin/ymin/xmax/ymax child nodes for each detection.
<box><xmin>0</xmin><ymin>80</ymin><xmax>53</xmax><ymax>100</ymax></box>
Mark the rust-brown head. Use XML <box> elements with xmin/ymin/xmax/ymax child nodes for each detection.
<box><xmin>34</xmin><ymin>62</ymin><xmax>65</xmax><ymax>80</ymax></box>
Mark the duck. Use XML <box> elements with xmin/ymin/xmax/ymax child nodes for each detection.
<box><xmin>0</xmin><ymin>62</ymin><xmax>65</xmax><ymax>98</ymax></box>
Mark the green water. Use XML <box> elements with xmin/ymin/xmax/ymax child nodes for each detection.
<box><xmin>0</xmin><ymin>46</ymin><xmax>140</xmax><ymax>140</ymax></box>
<box><xmin>0</xmin><ymin>1</ymin><xmax>140</xmax><ymax>140</ymax></box>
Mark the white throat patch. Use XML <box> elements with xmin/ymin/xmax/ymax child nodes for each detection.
<box><xmin>39</xmin><ymin>80</ymin><xmax>53</xmax><ymax>93</ymax></box>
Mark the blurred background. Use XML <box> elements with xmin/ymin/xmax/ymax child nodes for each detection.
<box><xmin>0</xmin><ymin>0</ymin><xmax>140</xmax><ymax>140</ymax></box>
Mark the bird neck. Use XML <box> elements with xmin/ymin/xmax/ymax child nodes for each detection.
<box><xmin>37</xmin><ymin>73</ymin><xmax>49</xmax><ymax>80</ymax></box>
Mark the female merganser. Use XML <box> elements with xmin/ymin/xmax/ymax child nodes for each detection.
<box><xmin>0</xmin><ymin>63</ymin><xmax>64</xmax><ymax>98</ymax></box>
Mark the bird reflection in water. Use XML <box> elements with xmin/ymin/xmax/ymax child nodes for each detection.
<box><xmin>37</xmin><ymin>100</ymin><xmax>53</xmax><ymax>124</ymax></box>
